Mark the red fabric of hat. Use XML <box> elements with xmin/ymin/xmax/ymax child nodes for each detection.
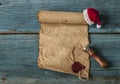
<box><xmin>83</xmin><ymin>8</ymin><xmax>102</xmax><ymax>29</ymax></box>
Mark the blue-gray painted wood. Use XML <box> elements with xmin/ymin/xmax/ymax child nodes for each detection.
<box><xmin>0</xmin><ymin>34</ymin><xmax>119</xmax><ymax>80</ymax></box>
<box><xmin>0</xmin><ymin>2</ymin><xmax>119</xmax><ymax>33</ymax></box>
<box><xmin>0</xmin><ymin>0</ymin><xmax>119</xmax><ymax>83</ymax></box>
<box><xmin>0</xmin><ymin>77</ymin><xmax>119</xmax><ymax>84</ymax></box>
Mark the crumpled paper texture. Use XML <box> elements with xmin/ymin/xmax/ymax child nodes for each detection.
<box><xmin>38</xmin><ymin>11</ymin><xmax>90</xmax><ymax>79</ymax></box>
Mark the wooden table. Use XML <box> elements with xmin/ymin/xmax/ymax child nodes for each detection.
<box><xmin>0</xmin><ymin>0</ymin><xmax>119</xmax><ymax>84</ymax></box>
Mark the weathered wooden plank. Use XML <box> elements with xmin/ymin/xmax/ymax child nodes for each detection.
<box><xmin>0</xmin><ymin>77</ymin><xmax>119</xmax><ymax>84</ymax></box>
<box><xmin>0</xmin><ymin>2</ymin><xmax>119</xmax><ymax>33</ymax></box>
<box><xmin>0</xmin><ymin>34</ymin><xmax>119</xmax><ymax>79</ymax></box>
<box><xmin>1</xmin><ymin>1</ymin><xmax>119</xmax><ymax>15</ymax></box>
<box><xmin>0</xmin><ymin>34</ymin><xmax>119</xmax><ymax>66</ymax></box>
<box><xmin>3</xmin><ymin>0</ymin><xmax>120</xmax><ymax>16</ymax></box>
<box><xmin>4</xmin><ymin>0</ymin><xmax>119</xmax><ymax>15</ymax></box>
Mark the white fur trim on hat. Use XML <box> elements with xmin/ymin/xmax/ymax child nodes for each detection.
<box><xmin>96</xmin><ymin>24</ymin><xmax>102</xmax><ymax>29</ymax></box>
<box><xmin>83</xmin><ymin>9</ymin><xmax>94</xmax><ymax>25</ymax></box>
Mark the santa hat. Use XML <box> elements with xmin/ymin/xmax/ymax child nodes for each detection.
<box><xmin>83</xmin><ymin>8</ymin><xmax>102</xmax><ymax>29</ymax></box>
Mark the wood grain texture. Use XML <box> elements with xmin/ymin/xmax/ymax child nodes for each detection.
<box><xmin>0</xmin><ymin>77</ymin><xmax>119</xmax><ymax>84</ymax></box>
<box><xmin>0</xmin><ymin>2</ymin><xmax>119</xmax><ymax>33</ymax></box>
<box><xmin>0</xmin><ymin>34</ymin><xmax>119</xmax><ymax>80</ymax></box>
<box><xmin>0</xmin><ymin>0</ymin><xmax>119</xmax><ymax>83</ymax></box>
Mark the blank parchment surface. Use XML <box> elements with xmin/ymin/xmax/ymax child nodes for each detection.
<box><xmin>38</xmin><ymin>11</ymin><xmax>89</xmax><ymax>79</ymax></box>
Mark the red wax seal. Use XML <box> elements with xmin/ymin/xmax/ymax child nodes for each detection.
<box><xmin>71</xmin><ymin>62</ymin><xmax>85</xmax><ymax>73</ymax></box>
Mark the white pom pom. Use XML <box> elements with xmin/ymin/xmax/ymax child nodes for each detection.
<box><xmin>96</xmin><ymin>24</ymin><xmax>102</xmax><ymax>29</ymax></box>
